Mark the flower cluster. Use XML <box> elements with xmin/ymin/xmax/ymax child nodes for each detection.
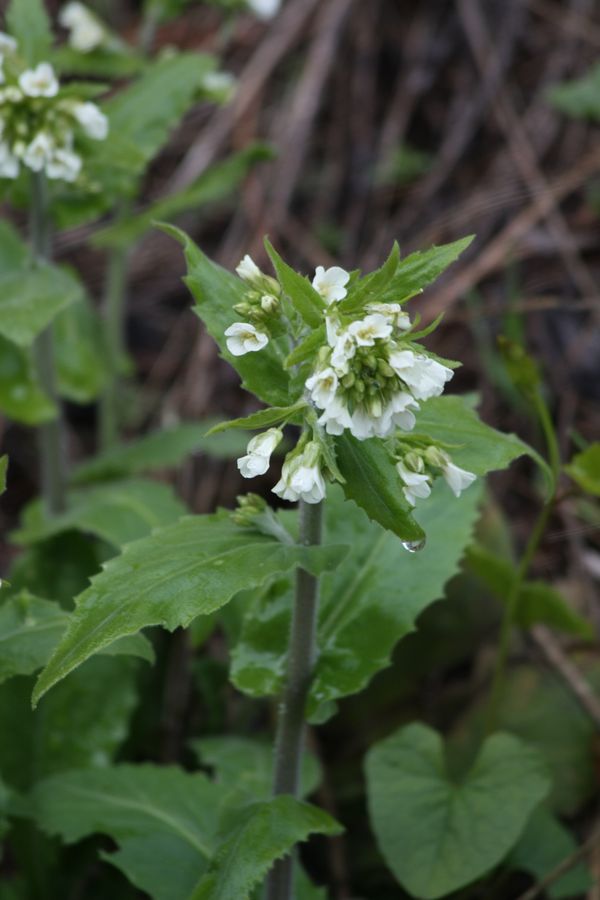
<box><xmin>0</xmin><ymin>32</ymin><xmax>108</xmax><ymax>182</ymax></box>
<box><xmin>224</xmin><ymin>255</ymin><xmax>282</xmax><ymax>356</ymax></box>
<box><xmin>229</xmin><ymin>252</ymin><xmax>476</xmax><ymax>507</ymax></box>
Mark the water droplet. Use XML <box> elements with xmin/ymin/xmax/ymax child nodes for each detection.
<box><xmin>401</xmin><ymin>538</ymin><xmax>426</xmax><ymax>553</ymax></box>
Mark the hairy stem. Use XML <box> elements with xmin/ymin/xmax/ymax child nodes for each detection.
<box><xmin>31</xmin><ymin>173</ymin><xmax>66</xmax><ymax>514</ymax></box>
<box><xmin>98</xmin><ymin>243</ymin><xmax>128</xmax><ymax>450</ymax></box>
<box><xmin>266</xmin><ymin>499</ymin><xmax>323</xmax><ymax>900</ymax></box>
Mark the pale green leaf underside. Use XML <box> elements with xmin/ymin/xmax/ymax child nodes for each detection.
<box><xmin>231</xmin><ymin>480</ymin><xmax>482</xmax><ymax>716</ymax></box>
<box><xmin>365</xmin><ymin>723</ymin><xmax>550</xmax><ymax>899</ymax></box>
<box><xmin>33</xmin><ymin>512</ymin><xmax>347</xmax><ymax>705</ymax></box>
<box><xmin>13</xmin><ymin>478</ymin><xmax>186</xmax><ymax>548</ymax></box>
<box><xmin>190</xmin><ymin>796</ymin><xmax>341</xmax><ymax>900</ymax></box>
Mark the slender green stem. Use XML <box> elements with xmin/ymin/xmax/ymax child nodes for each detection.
<box><xmin>30</xmin><ymin>173</ymin><xmax>66</xmax><ymax>515</ymax></box>
<box><xmin>266</xmin><ymin>499</ymin><xmax>323</xmax><ymax>900</ymax></box>
<box><xmin>98</xmin><ymin>242</ymin><xmax>128</xmax><ymax>450</ymax></box>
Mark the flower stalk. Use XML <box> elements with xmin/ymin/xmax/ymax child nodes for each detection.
<box><xmin>30</xmin><ymin>172</ymin><xmax>66</xmax><ymax>514</ymax></box>
<box><xmin>266</xmin><ymin>497</ymin><xmax>324</xmax><ymax>900</ymax></box>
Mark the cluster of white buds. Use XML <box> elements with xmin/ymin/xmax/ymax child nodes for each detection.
<box><xmin>307</xmin><ymin>265</ymin><xmax>453</xmax><ymax>441</ymax></box>
<box><xmin>224</xmin><ymin>255</ymin><xmax>282</xmax><ymax>356</ymax></box>
<box><xmin>58</xmin><ymin>2</ymin><xmax>107</xmax><ymax>54</ymax></box>
<box><xmin>395</xmin><ymin>446</ymin><xmax>476</xmax><ymax>507</ymax></box>
<box><xmin>0</xmin><ymin>32</ymin><xmax>108</xmax><ymax>182</ymax></box>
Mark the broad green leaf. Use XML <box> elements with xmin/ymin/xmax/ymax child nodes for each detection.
<box><xmin>365</xmin><ymin>723</ymin><xmax>550</xmax><ymax>899</ymax></box>
<box><xmin>205</xmin><ymin>401</ymin><xmax>306</xmax><ymax>435</ymax></box>
<box><xmin>265</xmin><ymin>239</ymin><xmax>325</xmax><ymax>328</ymax></box>
<box><xmin>0</xmin><ymin>591</ymin><xmax>153</xmax><ymax>686</ymax></box>
<box><xmin>13</xmin><ymin>478</ymin><xmax>185</xmax><ymax>548</ymax></box>
<box><xmin>232</xmin><ymin>481</ymin><xmax>482</xmax><ymax>716</ymax></box>
<box><xmin>564</xmin><ymin>443</ymin><xmax>600</xmax><ymax>496</ymax></box>
<box><xmin>104</xmin><ymin>53</ymin><xmax>216</xmax><ymax>171</ymax></box>
<box><xmin>190</xmin><ymin>796</ymin><xmax>342</xmax><ymax>900</ymax></box>
<box><xmin>380</xmin><ymin>235</ymin><xmax>474</xmax><ymax>303</ymax></box>
<box><xmin>0</xmin><ymin>656</ymin><xmax>140</xmax><ymax>791</ymax></box>
<box><xmin>508</xmin><ymin>807</ymin><xmax>591</xmax><ymax>899</ymax></box>
<box><xmin>414</xmin><ymin>394</ymin><xmax>552</xmax><ymax>489</ymax></box>
<box><xmin>466</xmin><ymin>544</ymin><xmax>593</xmax><ymax>638</ymax></box>
<box><xmin>93</xmin><ymin>145</ymin><xmax>273</xmax><ymax>249</ymax></box>
<box><xmin>6</xmin><ymin>0</ymin><xmax>51</xmax><ymax>64</ymax></box>
<box><xmin>0</xmin><ymin>592</ymin><xmax>68</xmax><ymax>685</ymax></box>
<box><xmin>164</xmin><ymin>224</ymin><xmax>291</xmax><ymax>407</ymax></box>
<box><xmin>0</xmin><ymin>455</ymin><xmax>7</xmax><ymax>494</ymax></box>
<box><xmin>191</xmin><ymin>736</ymin><xmax>321</xmax><ymax>802</ymax></box>
<box><xmin>0</xmin><ymin>335</ymin><xmax>56</xmax><ymax>424</ymax></box>
<box><xmin>335</xmin><ymin>433</ymin><xmax>425</xmax><ymax>542</ymax></box>
<box><xmin>27</xmin><ymin>765</ymin><xmax>228</xmax><ymax>900</ymax></box>
<box><xmin>51</xmin><ymin>45</ymin><xmax>144</xmax><ymax>80</ymax></box>
<box><xmin>0</xmin><ymin>220</ymin><xmax>28</xmax><ymax>271</ymax></box>
<box><xmin>549</xmin><ymin>64</ymin><xmax>600</xmax><ymax>120</ymax></box>
<box><xmin>339</xmin><ymin>242</ymin><xmax>400</xmax><ymax>313</ymax></box>
<box><xmin>284</xmin><ymin>325</ymin><xmax>325</xmax><ymax>368</ymax></box>
<box><xmin>71</xmin><ymin>421</ymin><xmax>251</xmax><ymax>484</ymax></box>
<box><xmin>0</xmin><ymin>264</ymin><xmax>83</xmax><ymax>347</ymax></box>
<box><xmin>452</xmin><ymin>664</ymin><xmax>600</xmax><ymax>816</ymax></box>
<box><xmin>54</xmin><ymin>296</ymin><xmax>109</xmax><ymax>403</ymax></box>
<box><xmin>33</xmin><ymin>512</ymin><xmax>347</xmax><ymax>704</ymax></box>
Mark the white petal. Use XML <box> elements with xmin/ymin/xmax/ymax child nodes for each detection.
<box><xmin>443</xmin><ymin>462</ymin><xmax>477</xmax><ymax>497</ymax></box>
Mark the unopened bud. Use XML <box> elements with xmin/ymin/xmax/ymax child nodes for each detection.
<box><xmin>342</xmin><ymin>372</ymin><xmax>355</xmax><ymax>389</ymax></box>
<box><xmin>404</xmin><ymin>451</ymin><xmax>424</xmax><ymax>473</ymax></box>
<box><xmin>424</xmin><ymin>445</ymin><xmax>448</xmax><ymax>468</ymax></box>
<box><xmin>378</xmin><ymin>359</ymin><xmax>395</xmax><ymax>378</ymax></box>
<box><xmin>260</xmin><ymin>293</ymin><xmax>279</xmax><ymax>314</ymax></box>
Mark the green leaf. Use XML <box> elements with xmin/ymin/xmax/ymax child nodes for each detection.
<box><xmin>0</xmin><ymin>335</ymin><xmax>56</xmax><ymax>425</ymax></box>
<box><xmin>0</xmin><ymin>264</ymin><xmax>83</xmax><ymax>347</ymax></box>
<box><xmin>0</xmin><ymin>220</ymin><xmax>28</xmax><ymax>271</ymax></box>
<box><xmin>54</xmin><ymin>296</ymin><xmax>109</xmax><ymax>403</ymax></box>
<box><xmin>508</xmin><ymin>806</ymin><xmax>592</xmax><ymax>899</ymax></box>
<box><xmin>104</xmin><ymin>53</ymin><xmax>216</xmax><ymax>172</ymax></box>
<box><xmin>339</xmin><ymin>242</ymin><xmax>400</xmax><ymax>313</ymax></box>
<box><xmin>564</xmin><ymin>443</ymin><xmax>600</xmax><ymax>496</ymax></box>
<box><xmin>0</xmin><ymin>455</ymin><xmax>7</xmax><ymax>494</ymax></box>
<box><xmin>549</xmin><ymin>64</ymin><xmax>600</xmax><ymax>120</ymax></box>
<box><xmin>13</xmin><ymin>478</ymin><xmax>186</xmax><ymax>548</ymax></box>
<box><xmin>93</xmin><ymin>145</ymin><xmax>273</xmax><ymax>249</ymax></box>
<box><xmin>381</xmin><ymin>235</ymin><xmax>474</xmax><ymax>303</ymax></box>
<box><xmin>466</xmin><ymin>544</ymin><xmax>593</xmax><ymax>638</ymax></box>
<box><xmin>51</xmin><ymin>45</ymin><xmax>145</xmax><ymax>80</ymax></box>
<box><xmin>0</xmin><ymin>592</ymin><xmax>68</xmax><ymax>685</ymax></box>
<box><xmin>33</xmin><ymin>512</ymin><xmax>347</xmax><ymax>704</ymax></box>
<box><xmin>6</xmin><ymin>0</ymin><xmax>52</xmax><ymax>64</ymax></box>
<box><xmin>284</xmin><ymin>325</ymin><xmax>325</xmax><ymax>368</ymax></box>
<box><xmin>365</xmin><ymin>723</ymin><xmax>550</xmax><ymax>899</ymax></box>
<box><xmin>163</xmin><ymin>224</ymin><xmax>291</xmax><ymax>407</ymax></box>
<box><xmin>27</xmin><ymin>764</ymin><xmax>228</xmax><ymax>900</ymax></box>
<box><xmin>265</xmin><ymin>239</ymin><xmax>325</xmax><ymax>328</ymax></box>
<box><xmin>335</xmin><ymin>433</ymin><xmax>425</xmax><ymax>542</ymax></box>
<box><xmin>205</xmin><ymin>401</ymin><xmax>306</xmax><ymax>435</ymax></box>
<box><xmin>0</xmin><ymin>656</ymin><xmax>140</xmax><ymax>791</ymax></box>
<box><xmin>414</xmin><ymin>394</ymin><xmax>552</xmax><ymax>488</ymax></box>
<box><xmin>191</xmin><ymin>736</ymin><xmax>321</xmax><ymax>802</ymax></box>
<box><xmin>232</xmin><ymin>481</ymin><xmax>482</xmax><ymax>716</ymax></box>
<box><xmin>71</xmin><ymin>421</ymin><xmax>249</xmax><ymax>484</ymax></box>
<box><xmin>189</xmin><ymin>796</ymin><xmax>342</xmax><ymax>900</ymax></box>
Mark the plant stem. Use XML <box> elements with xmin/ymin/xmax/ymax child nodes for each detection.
<box><xmin>266</xmin><ymin>498</ymin><xmax>324</xmax><ymax>900</ymax></box>
<box><xmin>98</xmin><ymin>242</ymin><xmax>128</xmax><ymax>450</ymax></box>
<box><xmin>30</xmin><ymin>173</ymin><xmax>66</xmax><ymax>515</ymax></box>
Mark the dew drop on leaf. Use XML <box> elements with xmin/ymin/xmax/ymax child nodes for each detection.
<box><xmin>401</xmin><ymin>538</ymin><xmax>426</xmax><ymax>553</ymax></box>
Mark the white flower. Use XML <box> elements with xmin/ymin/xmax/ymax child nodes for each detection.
<box><xmin>273</xmin><ymin>444</ymin><xmax>326</xmax><ymax>504</ymax></box>
<box><xmin>348</xmin><ymin>313</ymin><xmax>392</xmax><ymax>347</ymax></box>
<box><xmin>59</xmin><ymin>2</ymin><xmax>105</xmax><ymax>52</ymax></box>
<box><xmin>396</xmin><ymin>460</ymin><xmax>432</xmax><ymax>507</ymax></box>
<box><xmin>441</xmin><ymin>460</ymin><xmax>477</xmax><ymax>497</ymax></box>
<box><xmin>306</xmin><ymin>366</ymin><xmax>338</xmax><ymax>409</ymax></box>
<box><xmin>19</xmin><ymin>63</ymin><xmax>59</xmax><ymax>98</ymax></box>
<box><xmin>312</xmin><ymin>265</ymin><xmax>350</xmax><ymax>305</ymax></box>
<box><xmin>367</xmin><ymin>302</ymin><xmax>411</xmax><ymax>330</ymax></box>
<box><xmin>236</xmin><ymin>254</ymin><xmax>263</xmax><ymax>284</ymax></box>
<box><xmin>317</xmin><ymin>397</ymin><xmax>352</xmax><ymax>436</ymax></box>
<box><xmin>224</xmin><ymin>322</ymin><xmax>269</xmax><ymax>356</ymax></box>
<box><xmin>71</xmin><ymin>101</ymin><xmax>108</xmax><ymax>140</ymax></box>
<box><xmin>3</xmin><ymin>86</ymin><xmax>22</xmax><ymax>102</ymax></box>
<box><xmin>202</xmin><ymin>71</ymin><xmax>236</xmax><ymax>99</ymax></box>
<box><xmin>237</xmin><ymin>428</ymin><xmax>282</xmax><ymax>479</ymax></box>
<box><xmin>247</xmin><ymin>0</ymin><xmax>281</xmax><ymax>20</ymax></box>
<box><xmin>326</xmin><ymin>321</ymin><xmax>355</xmax><ymax>373</ymax></box>
<box><xmin>46</xmin><ymin>147</ymin><xmax>82</xmax><ymax>182</ymax></box>
<box><xmin>383</xmin><ymin>391</ymin><xmax>419</xmax><ymax>433</ymax></box>
<box><xmin>388</xmin><ymin>349</ymin><xmax>453</xmax><ymax>400</ymax></box>
<box><xmin>22</xmin><ymin>132</ymin><xmax>55</xmax><ymax>172</ymax></box>
<box><xmin>0</xmin><ymin>33</ymin><xmax>17</xmax><ymax>53</ymax></box>
<box><xmin>0</xmin><ymin>142</ymin><xmax>19</xmax><ymax>178</ymax></box>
